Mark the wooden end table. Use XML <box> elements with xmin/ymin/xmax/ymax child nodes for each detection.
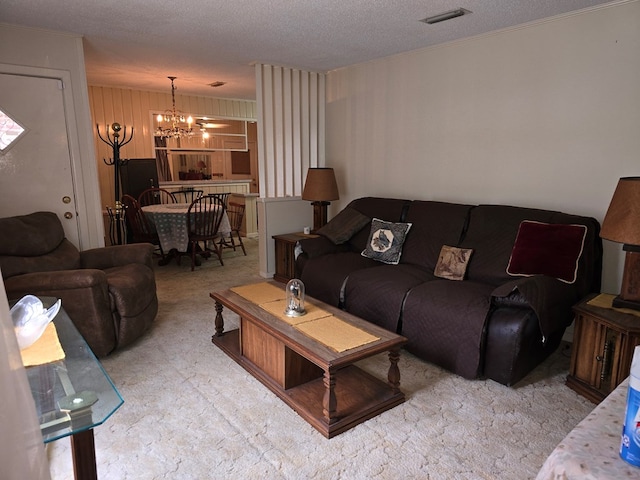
<box><xmin>272</xmin><ymin>232</ymin><xmax>318</xmax><ymax>283</ymax></box>
<box><xmin>210</xmin><ymin>282</ymin><xmax>407</xmax><ymax>438</ymax></box>
<box><xmin>567</xmin><ymin>293</ymin><xmax>640</xmax><ymax>403</ymax></box>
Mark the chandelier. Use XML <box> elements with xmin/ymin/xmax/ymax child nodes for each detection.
<box><xmin>154</xmin><ymin>76</ymin><xmax>195</xmax><ymax>139</ymax></box>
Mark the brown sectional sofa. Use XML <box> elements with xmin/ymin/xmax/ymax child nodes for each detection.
<box><xmin>296</xmin><ymin>197</ymin><xmax>602</xmax><ymax>386</ymax></box>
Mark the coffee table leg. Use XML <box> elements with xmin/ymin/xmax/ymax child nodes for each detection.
<box><xmin>388</xmin><ymin>349</ymin><xmax>401</xmax><ymax>393</ymax></box>
<box><xmin>212</xmin><ymin>301</ymin><xmax>225</xmax><ymax>341</ymax></box>
<box><xmin>322</xmin><ymin>369</ymin><xmax>337</xmax><ymax>425</ymax></box>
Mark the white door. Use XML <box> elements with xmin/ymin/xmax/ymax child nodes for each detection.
<box><xmin>0</xmin><ymin>73</ymin><xmax>80</xmax><ymax>246</ymax></box>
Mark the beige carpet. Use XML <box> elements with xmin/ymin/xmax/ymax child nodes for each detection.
<box><xmin>47</xmin><ymin>238</ymin><xmax>595</xmax><ymax>479</ymax></box>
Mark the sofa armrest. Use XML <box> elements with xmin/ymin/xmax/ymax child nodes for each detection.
<box><xmin>4</xmin><ymin>270</ymin><xmax>116</xmax><ymax>356</ymax></box>
<box><xmin>4</xmin><ymin>269</ymin><xmax>108</xmax><ymax>293</ymax></box>
<box><xmin>81</xmin><ymin>243</ymin><xmax>154</xmax><ymax>270</ymax></box>
<box><xmin>298</xmin><ymin>236</ymin><xmax>348</xmax><ymax>259</ymax></box>
<box><xmin>491</xmin><ymin>290</ymin><xmax>531</xmax><ymax>308</ymax></box>
<box><xmin>484</xmin><ymin>306</ymin><xmax>565</xmax><ymax>385</ymax></box>
<box><xmin>491</xmin><ymin>276</ymin><xmax>580</xmax><ymax>342</ymax></box>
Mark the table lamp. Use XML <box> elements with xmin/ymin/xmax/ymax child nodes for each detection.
<box><xmin>600</xmin><ymin>176</ymin><xmax>640</xmax><ymax>310</ymax></box>
<box><xmin>302</xmin><ymin>167</ymin><xmax>339</xmax><ymax>231</ymax></box>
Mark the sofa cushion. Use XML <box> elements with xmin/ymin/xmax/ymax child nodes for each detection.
<box><xmin>345</xmin><ymin>197</ymin><xmax>411</xmax><ymax>252</ymax></box>
<box><xmin>506</xmin><ymin>221</ymin><xmax>587</xmax><ymax>284</ymax></box>
<box><xmin>361</xmin><ymin>218</ymin><xmax>412</xmax><ymax>265</ymax></box>
<box><xmin>298</xmin><ymin>235</ymin><xmax>348</xmax><ymax>259</ymax></box>
<box><xmin>300</xmin><ymin>252</ymin><xmax>379</xmax><ymax>307</ymax></box>
<box><xmin>0</xmin><ymin>211</ymin><xmax>65</xmax><ymax>256</ymax></box>
<box><xmin>461</xmin><ymin>205</ymin><xmax>563</xmax><ymax>285</ymax></box>
<box><xmin>403</xmin><ymin>280</ymin><xmax>494</xmax><ymax>379</ymax></box>
<box><xmin>344</xmin><ymin>263</ymin><xmax>434</xmax><ymax>332</ymax></box>
<box><xmin>0</xmin><ymin>239</ymin><xmax>81</xmax><ymax>279</ymax></box>
<box><xmin>401</xmin><ymin>201</ymin><xmax>473</xmax><ymax>270</ymax></box>
<box><xmin>316</xmin><ymin>207</ymin><xmax>371</xmax><ymax>244</ymax></box>
<box><xmin>434</xmin><ymin>245</ymin><xmax>474</xmax><ymax>281</ymax></box>
<box><xmin>316</xmin><ymin>206</ymin><xmax>371</xmax><ymax>245</ymax></box>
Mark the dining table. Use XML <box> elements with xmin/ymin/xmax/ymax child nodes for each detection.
<box><xmin>141</xmin><ymin>203</ymin><xmax>231</xmax><ymax>265</ymax></box>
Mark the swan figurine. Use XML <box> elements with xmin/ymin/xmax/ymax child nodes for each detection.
<box><xmin>11</xmin><ymin>295</ymin><xmax>62</xmax><ymax>350</ymax></box>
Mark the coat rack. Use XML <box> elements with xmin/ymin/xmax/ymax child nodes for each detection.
<box><xmin>96</xmin><ymin>122</ymin><xmax>134</xmax><ymax>245</ymax></box>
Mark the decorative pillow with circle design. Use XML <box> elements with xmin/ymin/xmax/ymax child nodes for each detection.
<box><xmin>361</xmin><ymin>218</ymin><xmax>412</xmax><ymax>265</ymax></box>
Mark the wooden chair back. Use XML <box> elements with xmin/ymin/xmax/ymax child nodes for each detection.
<box><xmin>121</xmin><ymin>194</ymin><xmax>159</xmax><ymax>245</ymax></box>
<box><xmin>219</xmin><ymin>201</ymin><xmax>247</xmax><ymax>255</ymax></box>
<box><xmin>138</xmin><ymin>187</ymin><xmax>177</xmax><ymax>207</ymax></box>
<box><xmin>226</xmin><ymin>201</ymin><xmax>245</xmax><ymax>233</ymax></box>
<box><xmin>186</xmin><ymin>194</ymin><xmax>227</xmax><ymax>269</ymax></box>
<box><xmin>174</xmin><ymin>188</ymin><xmax>203</xmax><ymax>204</ymax></box>
<box><xmin>211</xmin><ymin>192</ymin><xmax>230</xmax><ymax>207</ymax></box>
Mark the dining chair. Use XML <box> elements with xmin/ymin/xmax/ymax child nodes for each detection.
<box><xmin>211</xmin><ymin>192</ymin><xmax>230</xmax><ymax>207</ymax></box>
<box><xmin>186</xmin><ymin>194</ymin><xmax>227</xmax><ymax>270</ymax></box>
<box><xmin>174</xmin><ymin>188</ymin><xmax>204</xmax><ymax>204</ymax></box>
<box><xmin>121</xmin><ymin>194</ymin><xmax>165</xmax><ymax>260</ymax></box>
<box><xmin>219</xmin><ymin>201</ymin><xmax>247</xmax><ymax>256</ymax></box>
<box><xmin>138</xmin><ymin>187</ymin><xmax>177</xmax><ymax>207</ymax></box>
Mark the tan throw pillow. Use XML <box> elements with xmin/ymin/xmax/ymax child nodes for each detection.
<box><xmin>434</xmin><ymin>245</ymin><xmax>474</xmax><ymax>281</ymax></box>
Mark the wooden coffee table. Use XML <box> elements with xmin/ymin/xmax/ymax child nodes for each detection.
<box><xmin>210</xmin><ymin>281</ymin><xmax>407</xmax><ymax>438</ymax></box>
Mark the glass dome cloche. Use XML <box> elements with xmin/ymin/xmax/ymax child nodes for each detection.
<box><xmin>284</xmin><ymin>279</ymin><xmax>306</xmax><ymax>317</ymax></box>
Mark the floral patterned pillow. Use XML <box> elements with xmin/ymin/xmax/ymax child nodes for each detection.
<box><xmin>434</xmin><ymin>245</ymin><xmax>474</xmax><ymax>281</ymax></box>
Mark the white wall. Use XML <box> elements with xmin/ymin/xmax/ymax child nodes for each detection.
<box><xmin>326</xmin><ymin>0</ymin><xmax>640</xmax><ymax>294</ymax></box>
<box><xmin>0</xmin><ymin>23</ymin><xmax>104</xmax><ymax>248</ymax></box>
<box><xmin>258</xmin><ymin>197</ymin><xmax>311</xmax><ymax>278</ymax></box>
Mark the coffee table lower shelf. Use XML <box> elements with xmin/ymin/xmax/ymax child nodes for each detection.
<box><xmin>213</xmin><ymin>329</ymin><xmax>405</xmax><ymax>438</ymax></box>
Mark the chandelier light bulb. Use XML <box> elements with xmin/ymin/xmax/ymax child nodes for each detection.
<box><xmin>154</xmin><ymin>76</ymin><xmax>196</xmax><ymax>140</ymax></box>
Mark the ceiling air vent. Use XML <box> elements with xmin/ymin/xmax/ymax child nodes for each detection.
<box><xmin>420</xmin><ymin>8</ymin><xmax>471</xmax><ymax>25</ymax></box>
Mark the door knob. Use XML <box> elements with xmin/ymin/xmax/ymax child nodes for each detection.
<box><xmin>64</xmin><ymin>212</ymin><xmax>73</xmax><ymax>219</ymax></box>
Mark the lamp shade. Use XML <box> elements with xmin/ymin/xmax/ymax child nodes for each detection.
<box><xmin>302</xmin><ymin>168</ymin><xmax>339</xmax><ymax>202</ymax></box>
<box><xmin>600</xmin><ymin>177</ymin><xmax>640</xmax><ymax>245</ymax></box>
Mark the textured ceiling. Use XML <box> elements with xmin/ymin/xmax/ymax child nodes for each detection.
<box><xmin>1</xmin><ymin>0</ymin><xmax>617</xmax><ymax>100</ymax></box>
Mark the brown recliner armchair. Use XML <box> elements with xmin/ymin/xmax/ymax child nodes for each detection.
<box><xmin>0</xmin><ymin>211</ymin><xmax>158</xmax><ymax>357</ymax></box>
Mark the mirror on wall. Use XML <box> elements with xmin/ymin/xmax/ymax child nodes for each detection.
<box><xmin>152</xmin><ymin>115</ymin><xmax>256</xmax><ymax>183</ymax></box>
<box><xmin>152</xmin><ymin>115</ymin><xmax>248</xmax><ymax>152</ymax></box>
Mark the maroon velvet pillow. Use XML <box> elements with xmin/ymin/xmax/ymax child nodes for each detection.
<box><xmin>506</xmin><ymin>221</ymin><xmax>587</xmax><ymax>284</ymax></box>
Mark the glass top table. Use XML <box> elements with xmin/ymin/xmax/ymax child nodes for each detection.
<box><xmin>24</xmin><ymin>297</ymin><xmax>123</xmax><ymax>479</ymax></box>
